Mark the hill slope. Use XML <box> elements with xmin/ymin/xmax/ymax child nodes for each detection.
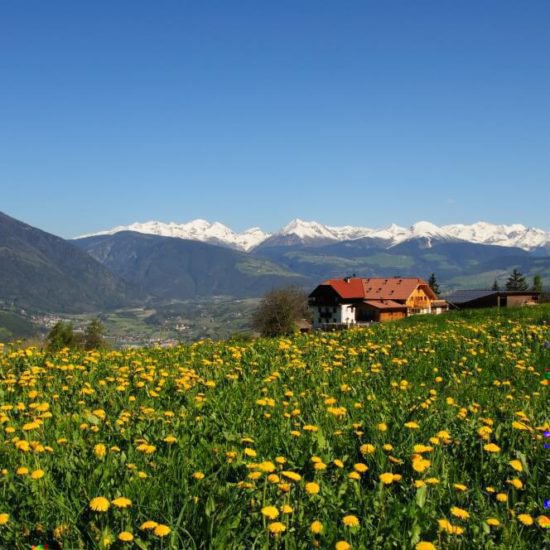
<box><xmin>0</xmin><ymin>211</ymin><xmax>141</xmax><ymax>312</ymax></box>
<box><xmin>74</xmin><ymin>231</ymin><xmax>309</xmax><ymax>299</ymax></box>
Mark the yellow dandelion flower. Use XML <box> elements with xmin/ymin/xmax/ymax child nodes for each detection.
<box><xmin>404</xmin><ymin>421</ymin><xmax>420</xmax><ymax>429</ymax></box>
<box><xmin>118</xmin><ymin>531</ymin><xmax>133</xmax><ymax>542</ymax></box>
<box><xmin>335</xmin><ymin>542</ymin><xmax>351</xmax><ymax>550</ymax></box>
<box><xmin>517</xmin><ymin>514</ymin><xmax>533</xmax><ymax>526</ymax></box>
<box><xmin>111</xmin><ymin>497</ymin><xmax>132</xmax><ymax>509</ymax></box>
<box><xmin>0</xmin><ymin>513</ymin><xmax>9</xmax><ymax>526</ymax></box>
<box><xmin>342</xmin><ymin>515</ymin><xmax>359</xmax><ymax>527</ymax></box>
<box><xmin>192</xmin><ymin>471</ymin><xmax>205</xmax><ymax>480</ymax></box>
<box><xmin>451</xmin><ymin>507</ymin><xmax>470</xmax><ymax>520</ymax></box>
<box><xmin>379</xmin><ymin>472</ymin><xmax>394</xmax><ymax>485</ymax></box>
<box><xmin>310</xmin><ymin>520</ymin><xmax>323</xmax><ymax>534</ymax></box>
<box><xmin>31</xmin><ymin>469</ymin><xmax>44</xmax><ymax>480</ymax></box>
<box><xmin>305</xmin><ymin>482</ymin><xmax>320</xmax><ymax>495</ymax></box>
<box><xmin>496</xmin><ymin>493</ymin><xmax>508</xmax><ymax>503</ymax></box>
<box><xmin>354</xmin><ymin>463</ymin><xmax>368</xmax><ymax>473</ymax></box>
<box><xmin>359</xmin><ymin>443</ymin><xmax>375</xmax><ymax>455</ymax></box>
<box><xmin>453</xmin><ymin>483</ymin><xmax>467</xmax><ymax>492</ymax></box>
<box><xmin>280</xmin><ymin>505</ymin><xmax>293</xmax><ymax>514</ymax></box>
<box><xmin>333</xmin><ymin>459</ymin><xmax>344</xmax><ymax>468</ymax></box>
<box><xmin>509</xmin><ymin>459</ymin><xmax>523</xmax><ymax>472</ymax></box>
<box><xmin>506</xmin><ymin>478</ymin><xmax>523</xmax><ymax>490</ymax></box>
<box><xmin>94</xmin><ymin>444</ymin><xmax>107</xmax><ymax>459</ymax></box>
<box><xmin>268</xmin><ymin>522</ymin><xmax>286</xmax><ymax>534</ymax></box>
<box><xmin>140</xmin><ymin>521</ymin><xmax>158</xmax><ymax>530</ymax></box>
<box><xmin>348</xmin><ymin>471</ymin><xmax>361</xmax><ymax>480</ymax></box>
<box><xmin>377</xmin><ymin>423</ymin><xmax>388</xmax><ymax>432</ymax></box>
<box><xmin>153</xmin><ymin>524</ymin><xmax>171</xmax><ymax>537</ymax></box>
<box><xmin>89</xmin><ymin>497</ymin><xmax>110</xmax><ymax>512</ymax></box>
<box><xmin>486</xmin><ymin>518</ymin><xmax>500</xmax><ymax>527</ymax></box>
<box><xmin>483</xmin><ymin>443</ymin><xmax>501</xmax><ymax>453</ymax></box>
<box><xmin>416</xmin><ymin>543</ymin><xmax>436</xmax><ymax>550</ymax></box>
<box><xmin>16</xmin><ymin>467</ymin><xmax>29</xmax><ymax>476</ymax></box>
<box><xmin>261</xmin><ymin>506</ymin><xmax>279</xmax><ymax>520</ymax></box>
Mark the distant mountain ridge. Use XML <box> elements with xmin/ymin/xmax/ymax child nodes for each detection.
<box><xmin>78</xmin><ymin>218</ymin><xmax>550</xmax><ymax>252</ymax></box>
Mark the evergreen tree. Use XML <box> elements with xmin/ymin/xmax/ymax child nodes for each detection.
<box><xmin>505</xmin><ymin>269</ymin><xmax>528</xmax><ymax>291</ymax></box>
<box><xmin>531</xmin><ymin>274</ymin><xmax>543</xmax><ymax>293</ymax></box>
<box><xmin>491</xmin><ymin>279</ymin><xmax>500</xmax><ymax>291</ymax></box>
<box><xmin>84</xmin><ymin>318</ymin><xmax>107</xmax><ymax>350</ymax></box>
<box><xmin>428</xmin><ymin>273</ymin><xmax>440</xmax><ymax>295</ymax></box>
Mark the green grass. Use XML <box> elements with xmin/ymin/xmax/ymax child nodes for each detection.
<box><xmin>0</xmin><ymin>306</ymin><xmax>548</xmax><ymax>548</ymax></box>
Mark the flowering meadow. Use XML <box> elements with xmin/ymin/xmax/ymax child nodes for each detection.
<box><xmin>0</xmin><ymin>307</ymin><xmax>549</xmax><ymax>549</ymax></box>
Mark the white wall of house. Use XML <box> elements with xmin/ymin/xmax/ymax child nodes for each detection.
<box><xmin>311</xmin><ymin>304</ymin><xmax>356</xmax><ymax>328</ymax></box>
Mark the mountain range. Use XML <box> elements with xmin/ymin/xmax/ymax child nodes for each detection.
<box><xmin>79</xmin><ymin>218</ymin><xmax>550</xmax><ymax>253</ymax></box>
<box><xmin>0</xmin><ymin>210</ymin><xmax>548</xmax><ymax>319</ymax></box>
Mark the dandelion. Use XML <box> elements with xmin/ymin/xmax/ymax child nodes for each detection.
<box><xmin>506</xmin><ymin>478</ymin><xmax>523</xmax><ymax>490</ymax></box>
<box><xmin>192</xmin><ymin>471</ymin><xmax>205</xmax><ymax>480</ymax></box>
<box><xmin>509</xmin><ymin>459</ymin><xmax>523</xmax><ymax>472</ymax></box>
<box><xmin>483</xmin><ymin>443</ymin><xmax>501</xmax><ymax>453</ymax></box>
<box><xmin>0</xmin><ymin>513</ymin><xmax>8</xmax><ymax>526</ymax></box>
<box><xmin>335</xmin><ymin>542</ymin><xmax>351</xmax><ymax>550</ymax></box>
<box><xmin>305</xmin><ymin>482</ymin><xmax>320</xmax><ymax>495</ymax></box>
<box><xmin>537</xmin><ymin>515</ymin><xmax>550</xmax><ymax>528</ymax></box>
<box><xmin>416</xmin><ymin>543</ymin><xmax>436</xmax><ymax>550</ymax></box>
<box><xmin>310</xmin><ymin>520</ymin><xmax>323</xmax><ymax>534</ymax></box>
<box><xmin>453</xmin><ymin>483</ymin><xmax>467</xmax><ymax>492</ymax></box>
<box><xmin>261</xmin><ymin>506</ymin><xmax>279</xmax><ymax>520</ymax></box>
<box><xmin>451</xmin><ymin>507</ymin><xmax>470</xmax><ymax>520</ymax></box>
<box><xmin>111</xmin><ymin>497</ymin><xmax>132</xmax><ymax>508</ymax></box>
<box><xmin>153</xmin><ymin>524</ymin><xmax>171</xmax><ymax>537</ymax></box>
<box><xmin>118</xmin><ymin>531</ymin><xmax>133</xmax><ymax>542</ymax></box>
<box><xmin>359</xmin><ymin>443</ymin><xmax>375</xmax><ymax>455</ymax></box>
<box><xmin>94</xmin><ymin>444</ymin><xmax>107</xmax><ymax>459</ymax></box>
<box><xmin>354</xmin><ymin>463</ymin><xmax>368</xmax><ymax>473</ymax></box>
<box><xmin>342</xmin><ymin>515</ymin><xmax>360</xmax><ymax>527</ymax></box>
<box><xmin>268</xmin><ymin>522</ymin><xmax>286</xmax><ymax>534</ymax></box>
<box><xmin>31</xmin><ymin>469</ymin><xmax>44</xmax><ymax>480</ymax></box>
<box><xmin>517</xmin><ymin>514</ymin><xmax>533</xmax><ymax>526</ymax></box>
<box><xmin>89</xmin><ymin>497</ymin><xmax>110</xmax><ymax>512</ymax></box>
<box><xmin>379</xmin><ymin>472</ymin><xmax>395</xmax><ymax>485</ymax></box>
<box><xmin>140</xmin><ymin>521</ymin><xmax>158</xmax><ymax>530</ymax></box>
<box><xmin>496</xmin><ymin>493</ymin><xmax>508</xmax><ymax>503</ymax></box>
<box><xmin>486</xmin><ymin>518</ymin><xmax>500</xmax><ymax>527</ymax></box>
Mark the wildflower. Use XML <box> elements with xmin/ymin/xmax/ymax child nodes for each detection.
<box><xmin>281</xmin><ymin>471</ymin><xmax>301</xmax><ymax>482</ymax></box>
<box><xmin>0</xmin><ymin>513</ymin><xmax>8</xmax><ymax>526</ymax></box>
<box><xmin>163</xmin><ymin>435</ymin><xmax>177</xmax><ymax>444</ymax></box>
<box><xmin>412</xmin><ymin>457</ymin><xmax>431</xmax><ymax>473</ymax></box>
<box><xmin>140</xmin><ymin>521</ymin><xmax>158</xmax><ymax>530</ymax></box>
<box><xmin>453</xmin><ymin>484</ymin><xmax>467</xmax><ymax>492</ymax></box>
<box><xmin>89</xmin><ymin>497</ymin><xmax>110</xmax><ymax>512</ymax></box>
<box><xmin>359</xmin><ymin>443</ymin><xmax>375</xmax><ymax>455</ymax></box>
<box><xmin>348</xmin><ymin>471</ymin><xmax>361</xmax><ymax>480</ymax></box>
<box><xmin>118</xmin><ymin>531</ymin><xmax>133</xmax><ymax>542</ymax></box>
<box><xmin>192</xmin><ymin>471</ymin><xmax>205</xmax><ymax>480</ymax></box>
<box><xmin>244</xmin><ymin>448</ymin><xmax>257</xmax><ymax>458</ymax></box>
<box><xmin>305</xmin><ymin>482</ymin><xmax>320</xmax><ymax>495</ymax></box>
<box><xmin>280</xmin><ymin>504</ymin><xmax>293</xmax><ymax>514</ymax></box>
<box><xmin>94</xmin><ymin>444</ymin><xmax>107</xmax><ymax>459</ymax></box>
<box><xmin>483</xmin><ymin>443</ymin><xmax>501</xmax><ymax>453</ymax></box>
<box><xmin>496</xmin><ymin>493</ymin><xmax>508</xmax><ymax>503</ymax></box>
<box><xmin>517</xmin><ymin>514</ymin><xmax>533</xmax><ymax>526</ymax></box>
<box><xmin>310</xmin><ymin>520</ymin><xmax>323</xmax><ymax>534</ymax></box>
<box><xmin>416</xmin><ymin>543</ymin><xmax>436</xmax><ymax>550</ymax></box>
<box><xmin>506</xmin><ymin>478</ymin><xmax>523</xmax><ymax>490</ymax></box>
<box><xmin>437</xmin><ymin>519</ymin><xmax>464</xmax><ymax>535</ymax></box>
<box><xmin>261</xmin><ymin>506</ymin><xmax>279</xmax><ymax>520</ymax></box>
<box><xmin>377</xmin><ymin>423</ymin><xmax>388</xmax><ymax>432</ymax></box>
<box><xmin>153</xmin><ymin>524</ymin><xmax>171</xmax><ymax>537</ymax></box>
<box><xmin>268</xmin><ymin>522</ymin><xmax>286</xmax><ymax>534</ymax></box>
<box><xmin>451</xmin><ymin>507</ymin><xmax>470</xmax><ymax>520</ymax></box>
<box><xmin>537</xmin><ymin>515</ymin><xmax>550</xmax><ymax>528</ymax></box>
<box><xmin>342</xmin><ymin>515</ymin><xmax>360</xmax><ymax>527</ymax></box>
<box><xmin>335</xmin><ymin>542</ymin><xmax>351</xmax><ymax>550</ymax></box>
<box><xmin>404</xmin><ymin>421</ymin><xmax>420</xmax><ymax>429</ymax></box>
<box><xmin>379</xmin><ymin>472</ymin><xmax>395</xmax><ymax>485</ymax></box>
<box><xmin>486</xmin><ymin>518</ymin><xmax>500</xmax><ymax>527</ymax></box>
<box><xmin>31</xmin><ymin>469</ymin><xmax>44</xmax><ymax>480</ymax></box>
<box><xmin>509</xmin><ymin>459</ymin><xmax>523</xmax><ymax>472</ymax></box>
<box><xmin>111</xmin><ymin>497</ymin><xmax>132</xmax><ymax>508</ymax></box>
<box><xmin>16</xmin><ymin>467</ymin><xmax>29</xmax><ymax>476</ymax></box>
<box><xmin>354</xmin><ymin>463</ymin><xmax>368</xmax><ymax>473</ymax></box>
<box><xmin>333</xmin><ymin>459</ymin><xmax>344</xmax><ymax>468</ymax></box>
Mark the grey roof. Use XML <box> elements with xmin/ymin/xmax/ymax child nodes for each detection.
<box><xmin>444</xmin><ymin>290</ymin><xmax>497</xmax><ymax>304</ymax></box>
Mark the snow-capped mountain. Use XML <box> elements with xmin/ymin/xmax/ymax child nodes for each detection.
<box><xmin>77</xmin><ymin>219</ymin><xmax>271</xmax><ymax>252</ymax></box>
<box><xmin>77</xmin><ymin>218</ymin><xmax>549</xmax><ymax>252</ymax></box>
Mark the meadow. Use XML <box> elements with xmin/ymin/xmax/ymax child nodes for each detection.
<box><xmin>0</xmin><ymin>306</ymin><xmax>549</xmax><ymax>549</ymax></box>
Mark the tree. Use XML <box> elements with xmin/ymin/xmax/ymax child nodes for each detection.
<box><xmin>252</xmin><ymin>287</ymin><xmax>311</xmax><ymax>337</ymax></box>
<box><xmin>84</xmin><ymin>318</ymin><xmax>107</xmax><ymax>350</ymax></box>
<box><xmin>491</xmin><ymin>279</ymin><xmax>500</xmax><ymax>291</ymax></box>
<box><xmin>505</xmin><ymin>269</ymin><xmax>528</xmax><ymax>291</ymax></box>
<box><xmin>428</xmin><ymin>273</ymin><xmax>440</xmax><ymax>295</ymax></box>
<box><xmin>45</xmin><ymin>321</ymin><xmax>79</xmax><ymax>352</ymax></box>
<box><xmin>531</xmin><ymin>274</ymin><xmax>543</xmax><ymax>293</ymax></box>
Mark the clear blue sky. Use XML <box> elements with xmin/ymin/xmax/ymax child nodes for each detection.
<box><xmin>1</xmin><ymin>1</ymin><xmax>549</xmax><ymax>237</ymax></box>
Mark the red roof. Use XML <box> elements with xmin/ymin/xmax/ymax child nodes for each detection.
<box><xmin>320</xmin><ymin>277</ymin><xmax>436</xmax><ymax>301</ymax></box>
<box><xmin>362</xmin><ymin>299</ymin><xmax>407</xmax><ymax>310</ymax></box>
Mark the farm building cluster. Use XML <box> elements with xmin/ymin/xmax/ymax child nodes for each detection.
<box><xmin>308</xmin><ymin>276</ymin><xmax>540</xmax><ymax>328</ymax></box>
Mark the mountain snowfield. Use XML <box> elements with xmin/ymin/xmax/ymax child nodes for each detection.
<box><xmin>78</xmin><ymin>218</ymin><xmax>550</xmax><ymax>252</ymax></box>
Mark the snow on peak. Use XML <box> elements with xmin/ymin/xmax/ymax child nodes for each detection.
<box><xmin>77</xmin><ymin>219</ymin><xmax>549</xmax><ymax>251</ymax></box>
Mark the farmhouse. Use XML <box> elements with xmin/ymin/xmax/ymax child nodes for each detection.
<box><xmin>445</xmin><ymin>289</ymin><xmax>540</xmax><ymax>309</ymax></box>
<box><xmin>308</xmin><ymin>277</ymin><xmax>448</xmax><ymax>327</ymax></box>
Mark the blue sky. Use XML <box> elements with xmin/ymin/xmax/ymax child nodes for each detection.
<box><xmin>1</xmin><ymin>1</ymin><xmax>549</xmax><ymax>237</ymax></box>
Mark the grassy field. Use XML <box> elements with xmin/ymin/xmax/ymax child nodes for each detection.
<box><xmin>0</xmin><ymin>306</ymin><xmax>548</xmax><ymax>548</ymax></box>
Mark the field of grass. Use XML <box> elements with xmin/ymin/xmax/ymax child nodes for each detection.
<box><xmin>0</xmin><ymin>306</ymin><xmax>549</xmax><ymax>548</ymax></box>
